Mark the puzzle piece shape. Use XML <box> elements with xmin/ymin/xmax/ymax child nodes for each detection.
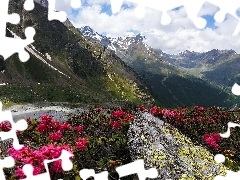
<box><xmin>0</xmin><ymin>102</ymin><xmax>28</xmax><ymax>150</ymax></box>
<box><xmin>79</xmin><ymin>169</ymin><xmax>108</xmax><ymax>180</ymax></box>
<box><xmin>110</xmin><ymin>0</ymin><xmax>206</xmax><ymax>26</ymax></box>
<box><xmin>110</xmin><ymin>0</ymin><xmax>184</xmax><ymax>25</ymax></box>
<box><xmin>219</xmin><ymin>122</ymin><xmax>240</xmax><ymax>138</ymax></box>
<box><xmin>0</xmin><ymin>0</ymin><xmax>36</xmax><ymax>62</ymax></box>
<box><xmin>70</xmin><ymin>0</ymin><xmax>81</xmax><ymax>9</ymax></box>
<box><xmin>214</xmin><ymin>153</ymin><xmax>240</xmax><ymax>180</ymax></box>
<box><xmin>0</xmin><ymin>156</ymin><xmax>15</xmax><ymax>180</ymax></box>
<box><xmin>182</xmin><ymin>0</ymin><xmax>206</xmax><ymax>29</ymax></box>
<box><xmin>110</xmin><ymin>0</ymin><xmax>240</xmax><ymax>34</ymax></box>
<box><xmin>48</xmin><ymin>0</ymin><xmax>67</xmax><ymax>22</ymax></box>
<box><xmin>24</xmin><ymin>0</ymin><xmax>35</xmax><ymax>11</ymax></box>
<box><xmin>213</xmin><ymin>120</ymin><xmax>240</xmax><ymax>179</ymax></box>
<box><xmin>21</xmin><ymin>149</ymin><xmax>73</xmax><ymax>180</ymax></box>
<box><xmin>116</xmin><ymin>159</ymin><xmax>158</xmax><ymax>180</ymax></box>
<box><xmin>214</xmin><ymin>170</ymin><xmax>240</xmax><ymax>180</ymax></box>
<box><xmin>231</xmin><ymin>83</ymin><xmax>240</xmax><ymax>96</ymax></box>
<box><xmin>206</xmin><ymin>0</ymin><xmax>240</xmax><ymax>35</ymax></box>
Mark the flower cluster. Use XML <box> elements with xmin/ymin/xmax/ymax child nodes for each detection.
<box><xmin>0</xmin><ymin>121</ymin><xmax>12</xmax><ymax>132</ymax></box>
<box><xmin>4</xmin><ymin>107</ymin><xmax>135</xmax><ymax>179</ymax></box>
<box><xmin>110</xmin><ymin>109</ymin><xmax>134</xmax><ymax>130</ymax></box>
<box><xmin>75</xmin><ymin>137</ymin><xmax>88</xmax><ymax>150</ymax></box>
<box><xmin>5</xmin><ymin>113</ymin><xmax>89</xmax><ymax>179</ymax></box>
<box><xmin>203</xmin><ymin>133</ymin><xmax>221</xmax><ymax>149</ymax></box>
<box><xmin>8</xmin><ymin>144</ymin><xmax>73</xmax><ymax>179</ymax></box>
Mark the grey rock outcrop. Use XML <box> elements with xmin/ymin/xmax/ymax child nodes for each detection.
<box><xmin>127</xmin><ymin>111</ymin><xmax>227</xmax><ymax>180</ymax></box>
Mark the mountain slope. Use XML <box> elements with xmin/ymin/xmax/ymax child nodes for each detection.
<box><xmin>0</xmin><ymin>0</ymin><xmax>154</xmax><ymax>107</ymax></box>
<box><xmin>79</xmin><ymin>26</ymin><xmax>237</xmax><ymax>108</ymax></box>
<box><xmin>164</xmin><ymin>49</ymin><xmax>240</xmax><ymax>93</ymax></box>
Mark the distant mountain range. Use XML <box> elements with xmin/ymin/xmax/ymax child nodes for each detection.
<box><xmin>79</xmin><ymin>26</ymin><xmax>240</xmax><ymax>108</ymax></box>
<box><xmin>0</xmin><ymin>1</ymin><xmax>238</xmax><ymax>109</ymax></box>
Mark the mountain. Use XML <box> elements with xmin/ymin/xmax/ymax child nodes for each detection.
<box><xmin>0</xmin><ymin>0</ymin><xmax>154</xmax><ymax>108</ymax></box>
<box><xmin>79</xmin><ymin>26</ymin><xmax>238</xmax><ymax>108</ymax></box>
<box><xmin>165</xmin><ymin>49</ymin><xmax>240</xmax><ymax>92</ymax></box>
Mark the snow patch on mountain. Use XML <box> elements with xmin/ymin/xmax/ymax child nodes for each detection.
<box><xmin>78</xmin><ymin>26</ymin><xmax>148</xmax><ymax>53</ymax></box>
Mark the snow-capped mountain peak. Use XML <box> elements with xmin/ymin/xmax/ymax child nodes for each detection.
<box><xmin>78</xmin><ymin>26</ymin><xmax>146</xmax><ymax>52</ymax></box>
<box><xmin>79</xmin><ymin>26</ymin><xmax>104</xmax><ymax>42</ymax></box>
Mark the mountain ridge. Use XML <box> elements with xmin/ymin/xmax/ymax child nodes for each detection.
<box><xmin>78</xmin><ymin>25</ymin><xmax>239</xmax><ymax>108</ymax></box>
<box><xmin>0</xmin><ymin>0</ymin><xmax>154</xmax><ymax>107</ymax></box>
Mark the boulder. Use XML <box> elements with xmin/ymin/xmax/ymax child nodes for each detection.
<box><xmin>127</xmin><ymin>111</ymin><xmax>227</xmax><ymax>179</ymax></box>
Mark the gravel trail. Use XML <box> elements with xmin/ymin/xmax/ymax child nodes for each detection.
<box><xmin>5</xmin><ymin>103</ymin><xmax>87</xmax><ymax>122</ymax></box>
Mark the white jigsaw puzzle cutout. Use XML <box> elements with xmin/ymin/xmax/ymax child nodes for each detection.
<box><xmin>0</xmin><ymin>102</ymin><xmax>28</xmax><ymax>150</ymax></box>
<box><xmin>48</xmin><ymin>0</ymin><xmax>81</xmax><ymax>21</ymax></box>
<box><xmin>0</xmin><ymin>0</ymin><xmax>81</xmax><ymax>62</ymax></box>
<box><xmin>0</xmin><ymin>0</ymin><xmax>240</xmax><ymax>179</ymax></box>
<box><xmin>116</xmin><ymin>159</ymin><xmax>158</xmax><ymax>180</ymax></box>
<box><xmin>21</xmin><ymin>149</ymin><xmax>73</xmax><ymax>180</ymax></box>
<box><xmin>110</xmin><ymin>0</ymin><xmax>240</xmax><ymax>35</ymax></box>
<box><xmin>0</xmin><ymin>0</ymin><xmax>35</xmax><ymax>62</ymax></box>
<box><xmin>213</xmin><ymin>83</ymin><xmax>240</xmax><ymax>180</ymax></box>
<box><xmin>79</xmin><ymin>159</ymin><xmax>158</xmax><ymax>180</ymax></box>
<box><xmin>0</xmin><ymin>156</ymin><xmax>15</xmax><ymax>180</ymax></box>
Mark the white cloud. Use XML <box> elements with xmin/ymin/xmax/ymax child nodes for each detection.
<box><xmin>65</xmin><ymin>1</ymin><xmax>240</xmax><ymax>55</ymax></box>
<box><xmin>198</xmin><ymin>2</ymin><xmax>219</xmax><ymax>16</ymax></box>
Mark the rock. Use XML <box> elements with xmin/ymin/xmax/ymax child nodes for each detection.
<box><xmin>127</xmin><ymin>111</ymin><xmax>227</xmax><ymax>180</ymax></box>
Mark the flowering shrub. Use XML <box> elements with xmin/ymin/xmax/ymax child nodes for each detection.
<box><xmin>2</xmin><ymin>107</ymin><xmax>135</xmax><ymax>179</ymax></box>
<box><xmin>2</xmin><ymin>104</ymin><xmax>240</xmax><ymax>179</ymax></box>
<box><xmin>0</xmin><ymin>121</ymin><xmax>12</xmax><ymax>132</ymax></box>
<box><xmin>144</xmin><ymin>105</ymin><xmax>240</xmax><ymax>172</ymax></box>
<box><xmin>203</xmin><ymin>133</ymin><xmax>221</xmax><ymax>149</ymax></box>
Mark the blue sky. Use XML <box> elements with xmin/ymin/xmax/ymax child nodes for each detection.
<box><xmin>56</xmin><ymin>0</ymin><xmax>240</xmax><ymax>54</ymax></box>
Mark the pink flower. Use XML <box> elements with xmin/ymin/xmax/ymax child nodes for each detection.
<box><xmin>207</xmin><ymin>118</ymin><xmax>216</xmax><ymax>124</ymax></box>
<box><xmin>15</xmin><ymin>167</ymin><xmax>26</xmax><ymax>179</ymax></box>
<box><xmin>49</xmin><ymin>131</ymin><xmax>62</xmax><ymax>142</ymax></box>
<box><xmin>0</xmin><ymin>121</ymin><xmax>11</xmax><ymax>132</ymax></box>
<box><xmin>76</xmin><ymin>138</ymin><xmax>88</xmax><ymax>150</ymax></box>
<box><xmin>150</xmin><ymin>106</ymin><xmax>160</xmax><ymax>116</ymax></box>
<box><xmin>51</xmin><ymin>159</ymin><xmax>64</xmax><ymax>173</ymax></box>
<box><xmin>112</xmin><ymin>110</ymin><xmax>125</xmax><ymax>118</ymax></box>
<box><xmin>215</xmin><ymin>114</ymin><xmax>221</xmax><ymax>119</ymax></box>
<box><xmin>194</xmin><ymin>106</ymin><xmax>206</xmax><ymax>112</ymax></box>
<box><xmin>38</xmin><ymin>123</ymin><xmax>47</xmax><ymax>133</ymax></box>
<box><xmin>203</xmin><ymin>134</ymin><xmax>210</xmax><ymax>140</ymax></box>
<box><xmin>74</xmin><ymin>125</ymin><xmax>83</xmax><ymax>132</ymax></box>
<box><xmin>60</xmin><ymin>144</ymin><xmax>73</xmax><ymax>155</ymax></box>
<box><xmin>222</xmin><ymin>111</ymin><xmax>227</xmax><ymax>116</ymax></box>
<box><xmin>213</xmin><ymin>143</ymin><xmax>219</xmax><ymax>150</ymax></box>
<box><xmin>60</xmin><ymin>122</ymin><xmax>71</xmax><ymax>132</ymax></box>
<box><xmin>171</xmin><ymin>110</ymin><xmax>181</xmax><ymax>119</ymax></box>
<box><xmin>52</xmin><ymin>120</ymin><xmax>61</xmax><ymax>131</ymax></box>
<box><xmin>211</xmin><ymin>133</ymin><xmax>221</xmax><ymax>142</ymax></box>
<box><xmin>26</xmin><ymin>117</ymin><xmax>31</xmax><ymax>122</ymax></box>
<box><xmin>41</xmin><ymin>114</ymin><xmax>53</xmax><ymax>124</ymax></box>
<box><xmin>33</xmin><ymin>166</ymin><xmax>43</xmax><ymax>175</ymax></box>
<box><xmin>112</xmin><ymin>121</ymin><xmax>120</xmax><ymax>130</ymax></box>
<box><xmin>205</xmin><ymin>137</ymin><xmax>216</xmax><ymax>147</ymax></box>
<box><xmin>137</xmin><ymin>105</ymin><xmax>146</xmax><ymax>111</ymax></box>
<box><xmin>96</xmin><ymin>107</ymin><xmax>103</xmax><ymax>111</ymax></box>
<box><xmin>40</xmin><ymin>144</ymin><xmax>62</xmax><ymax>159</ymax></box>
<box><xmin>162</xmin><ymin>109</ymin><xmax>171</xmax><ymax>117</ymax></box>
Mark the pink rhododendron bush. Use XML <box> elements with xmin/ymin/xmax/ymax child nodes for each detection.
<box><xmin>0</xmin><ymin>105</ymin><xmax>240</xmax><ymax>179</ymax></box>
<box><xmin>2</xmin><ymin>107</ymin><xmax>135</xmax><ymax>179</ymax></box>
<box><xmin>148</xmin><ymin>105</ymin><xmax>240</xmax><ymax>172</ymax></box>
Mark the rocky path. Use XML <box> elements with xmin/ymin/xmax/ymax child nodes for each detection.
<box><xmin>5</xmin><ymin>103</ymin><xmax>87</xmax><ymax>122</ymax></box>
